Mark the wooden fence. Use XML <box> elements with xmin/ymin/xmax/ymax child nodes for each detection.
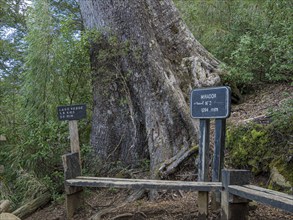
<box><xmin>63</xmin><ymin>152</ymin><xmax>293</xmax><ymax>220</ymax></box>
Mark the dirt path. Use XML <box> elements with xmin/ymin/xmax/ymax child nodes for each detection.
<box><xmin>228</xmin><ymin>83</ymin><xmax>292</xmax><ymax>125</ymax></box>
<box><xmin>25</xmin><ymin>188</ymin><xmax>293</xmax><ymax>220</ymax></box>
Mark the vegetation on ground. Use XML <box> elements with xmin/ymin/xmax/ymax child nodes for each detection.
<box><xmin>226</xmin><ymin>98</ymin><xmax>293</xmax><ymax>189</ymax></box>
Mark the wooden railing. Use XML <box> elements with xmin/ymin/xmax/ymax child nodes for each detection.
<box><xmin>63</xmin><ymin>152</ymin><xmax>293</xmax><ymax>220</ymax></box>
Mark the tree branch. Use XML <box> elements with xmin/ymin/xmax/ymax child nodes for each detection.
<box><xmin>159</xmin><ymin>146</ymin><xmax>198</xmax><ymax>178</ymax></box>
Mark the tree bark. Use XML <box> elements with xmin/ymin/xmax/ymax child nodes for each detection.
<box><xmin>79</xmin><ymin>0</ymin><xmax>221</xmax><ymax>177</ymax></box>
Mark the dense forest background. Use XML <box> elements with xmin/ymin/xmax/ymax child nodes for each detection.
<box><xmin>0</xmin><ymin>0</ymin><xmax>292</xmax><ymax>209</ymax></box>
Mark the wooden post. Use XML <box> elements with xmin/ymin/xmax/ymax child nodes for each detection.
<box><xmin>212</xmin><ymin>119</ymin><xmax>226</xmax><ymax>209</ymax></box>
<box><xmin>198</xmin><ymin>119</ymin><xmax>210</xmax><ymax>220</ymax></box>
<box><xmin>58</xmin><ymin>105</ymin><xmax>86</xmax><ymax>219</ymax></box>
<box><xmin>62</xmin><ymin>152</ymin><xmax>83</xmax><ymax>219</ymax></box>
<box><xmin>198</xmin><ymin>119</ymin><xmax>210</xmax><ymax>182</ymax></box>
<box><xmin>221</xmin><ymin>169</ymin><xmax>251</xmax><ymax>220</ymax></box>
<box><xmin>68</xmin><ymin>120</ymin><xmax>81</xmax><ymax>171</ymax></box>
<box><xmin>69</xmin><ymin>120</ymin><xmax>80</xmax><ymax>154</ymax></box>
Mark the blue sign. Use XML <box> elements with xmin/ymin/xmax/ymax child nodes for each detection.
<box><xmin>190</xmin><ymin>86</ymin><xmax>231</xmax><ymax>119</ymax></box>
<box><xmin>57</xmin><ymin>104</ymin><xmax>86</xmax><ymax>121</ymax></box>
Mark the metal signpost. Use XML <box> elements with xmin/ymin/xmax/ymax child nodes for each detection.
<box><xmin>57</xmin><ymin>104</ymin><xmax>86</xmax><ymax>165</ymax></box>
<box><xmin>190</xmin><ymin>86</ymin><xmax>231</xmax><ymax>219</ymax></box>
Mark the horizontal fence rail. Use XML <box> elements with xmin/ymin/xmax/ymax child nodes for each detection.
<box><xmin>228</xmin><ymin>185</ymin><xmax>293</xmax><ymax>213</ymax></box>
<box><xmin>66</xmin><ymin>176</ymin><xmax>222</xmax><ymax>192</ymax></box>
<box><xmin>62</xmin><ymin>153</ymin><xmax>293</xmax><ymax>220</ymax></box>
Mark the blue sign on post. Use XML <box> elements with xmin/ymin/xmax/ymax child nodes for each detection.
<box><xmin>190</xmin><ymin>86</ymin><xmax>231</xmax><ymax>119</ymax></box>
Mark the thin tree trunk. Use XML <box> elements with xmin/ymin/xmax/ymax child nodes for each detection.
<box><xmin>79</xmin><ymin>0</ymin><xmax>221</xmax><ymax>177</ymax></box>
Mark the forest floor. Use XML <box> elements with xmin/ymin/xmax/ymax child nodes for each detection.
<box><xmin>25</xmin><ymin>83</ymin><xmax>293</xmax><ymax>220</ymax></box>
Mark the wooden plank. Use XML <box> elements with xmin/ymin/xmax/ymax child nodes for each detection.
<box><xmin>198</xmin><ymin>119</ymin><xmax>210</xmax><ymax>219</ymax></box>
<box><xmin>62</xmin><ymin>153</ymin><xmax>82</xmax><ymax>195</ymax></box>
<box><xmin>198</xmin><ymin>119</ymin><xmax>210</xmax><ymax>182</ymax></box>
<box><xmin>198</xmin><ymin>191</ymin><xmax>209</xmax><ymax>220</ymax></box>
<box><xmin>212</xmin><ymin>119</ymin><xmax>226</xmax><ymax>182</ymax></box>
<box><xmin>62</xmin><ymin>153</ymin><xmax>81</xmax><ymax>180</ymax></box>
<box><xmin>62</xmin><ymin>152</ymin><xmax>83</xmax><ymax>219</ymax></box>
<box><xmin>212</xmin><ymin>119</ymin><xmax>226</xmax><ymax>209</ymax></box>
<box><xmin>62</xmin><ymin>152</ymin><xmax>82</xmax><ymax>219</ymax></box>
<box><xmin>69</xmin><ymin>120</ymin><xmax>80</xmax><ymax>155</ymax></box>
<box><xmin>65</xmin><ymin>191</ymin><xmax>82</xmax><ymax>219</ymax></box>
<box><xmin>75</xmin><ymin>176</ymin><xmax>221</xmax><ymax>186</ymax></box>
<box><xmin>66</xmin><ymin>177</ymin><xmax>222</xmax><ymax>192</ymax></box>
<box><xmin>244</xmin><ymin>185</ymin><xmax>293</xmax><ymax>200</ymax></box>
<box><xmin>221</xmin><ymin>181</ymin><xmax>230</xmax><ymax>220</ymax></box>
<box><xmin>228</xmin><ymin>185</ymin><xmax>293</xmax><ymax>213</ymax></box>
<box><xmin>221</xmin><ymin>170</ymin><xmax>250</xmax><ymax>220</ymax></box>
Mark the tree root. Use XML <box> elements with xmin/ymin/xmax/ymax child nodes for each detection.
<box><xmin>159</xmin><ymin>146</ymin><xmax>198</xmax><ymax>178</ymax></box>
<box><xmin>112</xmin><ymin>213</ymin><xmax>133</xmax><ymax>219</ymax></box>
<box><xmin>90</xmin><ymin>188</ymin><xmax>146</xmax><ymax>220</ymax></box>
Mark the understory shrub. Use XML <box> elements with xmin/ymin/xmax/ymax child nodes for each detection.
<box><xmin>226</xmin><ymin>98</ymin><xmax>293</xmax><ymax>185</ymax></box>
<box><xmin>175</xmin><ymin>0</ymin><xmax>293</xmax><ymax>86</ymax></box>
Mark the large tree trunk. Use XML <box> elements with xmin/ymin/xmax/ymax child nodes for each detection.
<box><xmin>79</xmin><ymin>0</ymin><xmax>220</xmax><ymax>177</ymax></box>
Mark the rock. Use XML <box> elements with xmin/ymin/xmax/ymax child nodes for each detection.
<box><xmin>270</xmin><ymin>167</ymin><xmax>292</xmax><ymax>190</ymax></box>
<box><xmin>249</xmin><ymin>201</ymin><xmax>258</xmax><ymax>211</ymax></box>
<box><xmin>0</xmin><ymin>200</ymin><xmax>12</xmax><ymax>213</ymax></box>
<box><xmin>0</xmin><ymin>135</ymin><xmax>6</xmax><ymax>141</ymax></box>
<box><xmin>0</xmin><ymin>213</ymin><xmax>21</xmax><ymax>220</ymax></box>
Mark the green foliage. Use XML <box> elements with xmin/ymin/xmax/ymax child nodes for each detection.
<box><xmin>11</xmin><ymin>171</ymin><xmax>48</xmax><ymax>206</ymax></box>
<box><xmin>270</xmin><ymin>159</ymin><xmax>293</xmax><ymax>191</ymax></box>
<box><xmin>269</xmin><ymin>96</ymin><xmax>293</xmax><ymax>129</ymax></box>
<box><xmin>20</xmin><ymin>0</ymin><xmax>91</xmax><ymax>173</ymax></box>
<box><xmin>0</xmin><ymin>0</ymin><xmax>92</xmax><ymax>206</ymax></box>
<box><xmin>0</xmin><ymin>0</ymin><xmax>27</xmax><ymax>138</ymax></box>
<box><xmin>175</xmin><ymin>0</ymin><xmax>293</xmax><ymax>86</ymax></box>
<box><xmin>23</xmin><ymin>0</ymin><xmax>56</xmax><ymax>121</ymax></box>
<box><xmin>226</xmin><ymin>124</ymin><xmax>270</xmax><ymax>174</ymax></box>
<box><xmin>226</xmin><ymin>98</ymin><xmax>293</xmax><ymax>177</ymax></box>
